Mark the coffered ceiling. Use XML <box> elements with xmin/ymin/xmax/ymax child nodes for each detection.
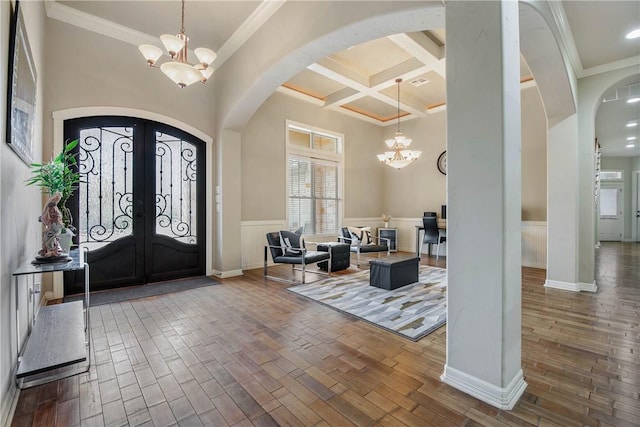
<box><xmin>278</xmin><ymin>30</ymin><xmax>535</xmax><ymax>127</ymax></box>
<box><xmin>49</xmin><ymin>1</ymin><xmax>640</xmax><ymax>155</ymax></box>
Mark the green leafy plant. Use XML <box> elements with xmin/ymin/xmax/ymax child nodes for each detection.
<box><xmin>26</xmin><ymin>139</ymin><xmax>81</xmax><ymax>231</ymax></box>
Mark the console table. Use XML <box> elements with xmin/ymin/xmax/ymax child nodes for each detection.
<box><xmin>12</xmin><ymin>249</ymin><xmax>90</xmax><ymax>388</ymax></box>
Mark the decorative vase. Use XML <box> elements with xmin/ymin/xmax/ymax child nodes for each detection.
<box><xmin>384</xmin><ymin>222</ymin><xmax>389</xmax><ymax>228</ymax></box>
<box><xmin>59</xmin><ymin>231</ymin><xmax>73</xmax><ymax>253</ymax></box>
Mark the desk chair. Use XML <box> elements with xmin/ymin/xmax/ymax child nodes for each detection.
<box><xmin>420</xmin><ymin>216</ymin><xmax>446</xmax><ymax>260</ymax></box>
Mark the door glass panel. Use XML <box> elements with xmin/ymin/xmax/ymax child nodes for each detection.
<box><xmin>78</xmin><ymin>127</ymin><xmax>134</xmax><ymax>250</ymax></box>
<box><xmin>155</xmin><ymin>132</ymin><xmax>198</xmax><ymax>244</ymax></box>
<box><xmin>599</xmin><ymin>188</ymin><xmax>619</xmax><ymax>216</ymax></box>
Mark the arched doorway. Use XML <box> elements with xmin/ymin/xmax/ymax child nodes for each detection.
<box><xmin>63</xmin><ymin>116</ymin><xmax>206</xmax><ymax>294</ymax></box>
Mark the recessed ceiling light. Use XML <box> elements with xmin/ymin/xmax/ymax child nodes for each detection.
<box><xmin>628</xmin><ymin>97</ymin><xmax>640</xmax><ymax>104</ymax></box>
<box><xmin>626</xmin><ymin>144</ymin><xmax>636</xmax><ymax>148</ymax></box>
<box><xmin>626</xmin><ymin>29</ymin><xmax>640</xmax><ymax>39</ymax></box>
<box><xmin>627</xmin><ymin>122</ymin><xmax>638</xmax><ymax>127</ymax></box>
<box><xmin>627</xmin><ymin>136</ymin><xmax>637</xmax><ymax>141</ymax></box>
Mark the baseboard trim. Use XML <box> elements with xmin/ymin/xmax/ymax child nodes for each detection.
<box><xmin>578</xmin><ymin>281</ymin><xmax>598</xmax><ymax>292</ymax></box>
<box><xmin>440</xmin><ymin>366</ymin><xmax>527</xmax><ymax>410</ymax></box>
<box><xmin>545</xmin><ymin>279</ymin><xmax>598</xmax><ymax>292</ymax></box>
<box><xmin>212</xmin><ymin>269</ymin><xmax>244</xmax><ymax>279</ymax></box>
<box><xmin>1</xmin><ymin>382</ymin><xmax>19</xmax><ymax>427</ymax></box>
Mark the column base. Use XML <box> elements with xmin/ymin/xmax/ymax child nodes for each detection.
<box><xmin>440</xmin><ymin>366</ymin><xmax>527</xmax><ymax>410</ymax></box>
<box><xmin>213</xmin><ymin>269</ymin><xmax>244</xmax><ymax>278</ymax></box>
<box><xmin>544</xmin><ymin>279</ymin><xmax>597</xmax><ymax>292</ymax></box>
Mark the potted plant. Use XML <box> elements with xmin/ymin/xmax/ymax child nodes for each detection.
<box><xmin>26</xmin><ymin>139</ymin><xmax>81</xmax><ymax>252</ymax></box>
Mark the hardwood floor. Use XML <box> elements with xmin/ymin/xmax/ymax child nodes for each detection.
<box><xmin>10</xmin><ymin>242</ymin><xmax>640</xmax><ymax>426</ymax></box>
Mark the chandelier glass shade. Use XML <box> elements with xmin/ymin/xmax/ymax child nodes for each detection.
<box><xmin>377</xmin><ymin>79</ymin><xmax>422</xmax><ymax>169</ymax></box>
<box><xmin>138</xmin><ymin>0</ymin><xmax>216</xmax><ymax>88</ymax></box>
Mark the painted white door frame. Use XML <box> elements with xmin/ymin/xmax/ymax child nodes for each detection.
<box><xmin>633</xmin><ymin>170</ymin><xmax>640</xmax><ymax>242</ymax></box>
<box><xmin>598</xmin><ymin>182</ymin><xmax>624</xmax><ymax>241</ymax></box>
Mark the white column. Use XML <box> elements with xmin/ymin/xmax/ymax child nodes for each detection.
<box><xmin>213</xmin><ymin>129</ymin><xmax>243</xmax><ymax>278</ymax></box>
<box><xmin>441</xmin><ymin>1</ymin><xmax>527</xmax><ymax>410</ymax></box>
<box><xmin>545</xmin><ymin>115</ymin><xmax>596</xmax><ymax>291</ymax></box>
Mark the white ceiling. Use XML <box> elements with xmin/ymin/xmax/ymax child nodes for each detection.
<box><xmin>50</xmin><ymin>1</ymin><xmax>640</xmax><ymax>156</ymax></box>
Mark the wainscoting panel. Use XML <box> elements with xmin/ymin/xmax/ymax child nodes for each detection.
<box><xmin>521</xmin><ymin>221</ymin><xmax>547</xmax><ymax>269</ymax></box>
<box><xmin>241</xmin><ymin>220</ymin><xmax>287</xmax><ymax>271</ymax></box>
<box><xmin>241</xmin><ymin>219</ymin><xmax>547</xmax><ymax>270</ymax></box>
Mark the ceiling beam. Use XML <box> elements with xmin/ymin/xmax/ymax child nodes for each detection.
<box><xmin>309</xmin><ymin>61</ymin><xmax>427</xmax><ymax>116</ymax></box>
<box><xmin>370</xmin><ymin>59</ymin><xmax>431</xmax><ymax>89</ymax></box>
<box><xmin>387</xmin><ymin>32</ymin><xmax>446</xmax><ymax>77</ymax></box>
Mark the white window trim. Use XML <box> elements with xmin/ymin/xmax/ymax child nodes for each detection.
<box><xmin>599</xmin><ymin>169</ymin><xmax>624</xmax><ymax>181</ymax></box>
<box><xmin>285</xmin><ymin>120</ymin><xmax>344</xmax><ymax>238</ymax></box>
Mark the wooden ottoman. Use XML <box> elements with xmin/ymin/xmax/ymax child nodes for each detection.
<box><xmin>369</xmin><ymin>257</ymin><xmax>419</xmax><ymax>290</ymax></box>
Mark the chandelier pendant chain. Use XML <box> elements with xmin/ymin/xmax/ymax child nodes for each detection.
<box><xmin>396</xmin><ymin>78</ymin><xmax>401</xmax><ymax>135</ymax></box>
<box><xmin>180</xmin><ymin>0</ymin><xmax>185</xmax><ymax>35</ymax></box>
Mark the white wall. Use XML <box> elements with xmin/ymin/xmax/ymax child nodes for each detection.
<box><xmin>1</xmin><ymin>1</ymin><xmax>46</xmax><ymax>423</ymax></box>
<box><xmin>576</xmin><ymin>65</ymin><xmax>639</xmax><ymax>284</ymax></box>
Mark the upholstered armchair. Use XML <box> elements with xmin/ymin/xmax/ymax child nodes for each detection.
<box><xmin>338</xmin><ymin>227</ymin><xmax>390</xmax><ymax>267</ymax></box>
<box><xmin>264</xmin><ymin>231</ymin><xmax>331</xmax><ymax>284</ymax></box>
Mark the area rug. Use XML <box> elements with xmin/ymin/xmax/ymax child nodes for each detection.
<box><xmin>288</xmin><ymin>266</ymin><xmax>447</xmax><ymax>341</ymax></box>
<box><xmin>64</xmin><ymin>276</ymin><xmax>219</xmax><ymax>306</ymax></box>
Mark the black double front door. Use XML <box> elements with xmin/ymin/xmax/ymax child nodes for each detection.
<box><xmin>64</xmin><ymin>117</ymin><xmax>205</xmax><ymax>295</ymax></box>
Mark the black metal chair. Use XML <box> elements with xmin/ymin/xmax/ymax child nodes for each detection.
<box><xmin>263</xmin><ymin>231</ymin><xmax>331</xmax><ymax>284</ymax></box>
<box><xmin>420</xmin><ymin>216</ymin><xmax>446</xmax><ymax>260</ymax></box>
<box><xmin>338</xmin><ymin>227</ymin><xmax>390</xmax><ymax>268</ymax></box>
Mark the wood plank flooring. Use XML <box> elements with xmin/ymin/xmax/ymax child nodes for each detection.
<box><xmin>10</xmin><ymin>242</ymin><xmax>640</xmax><ymax>426</ymax></box>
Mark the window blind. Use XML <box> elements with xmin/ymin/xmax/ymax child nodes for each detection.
<box><xmin>288</xmin><ymin>157</ymin><xmax>339</xmax><ymax>235</ymax></box>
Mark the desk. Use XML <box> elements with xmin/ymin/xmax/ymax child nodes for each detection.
<box><xmin>415</xmin><ymin>220</ymin><xmax>447</xmax><ymax>256</ymax></box>
<box><xmin>12</xmin><ymin>249</ymin><xmax>90</xmax><ymax>388</ymax></box>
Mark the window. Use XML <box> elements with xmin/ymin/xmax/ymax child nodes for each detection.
<box><xmin>287</xmin><ymin>121</ymin><xmax>343</xmax><ymax>235</ymax></box>
<box><xmin>599</xmin><ymin>188</ymin><xmax>620</xmax><ymax>217</ymax></box>
<box><xmin>600</xmin><ymin>171</ymin><xmax>623</xmax><ymax>181</ymax></box>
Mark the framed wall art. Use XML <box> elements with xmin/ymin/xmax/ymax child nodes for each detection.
<box><xmin>6</xmin><ymin>0</ymin><xmax>37</xmax><ymax>165</ymax></box>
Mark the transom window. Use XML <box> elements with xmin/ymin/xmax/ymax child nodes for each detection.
<box><xmin>286</xmin><ymin>121</ymin><xmax>343</xmax><ymax>236</ymax></box>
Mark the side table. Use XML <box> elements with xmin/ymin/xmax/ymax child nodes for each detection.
<box><xmin>378</xmin><ymin>228</ymin><xmax>398</xmax><ymax>252</ymax></box>
<box><xmin>12</xmin><ymin>249</ymin><xmax>91</xmax><ymax>389</ymax></box>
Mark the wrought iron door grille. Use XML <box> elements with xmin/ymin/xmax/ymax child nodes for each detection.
<box><xmin>155</xmin><ymin>132</ymin><xmax>197</xmax><ymax>243</ymax></box>
<box><xmin>78</xmin><ymin>127</ymin><xmax>134</xmax><ymax>250</ymax></box>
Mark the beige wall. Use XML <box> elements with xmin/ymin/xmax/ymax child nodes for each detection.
<box><xmin>243</xmin><ymin>85</ymin><xmax>548</xmax><ymax>222</ymax></box>
<box><xmin>1</xmin><ymin>1</ymin><xmax>46</xmax><ymax>422</ymax></box>
<box><xmin>242</xmin><ymin>91</ymin><xmax>384</xmax><ymax>220</ymax></box>
<box><xmin>43</xmin><ymin>19</ymin><xmax>216</xmax><ymax>143</ymax></box>
<box><xmin>381</xmin><ymin>111</ymin><xmax>447</xmax><ymax>218</ymax></box>
<box><xmin>520</xmin><ymin>86</ymin><xmax>548</xmax><ymax>220</ymax></box>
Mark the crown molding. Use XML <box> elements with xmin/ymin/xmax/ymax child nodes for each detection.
<box><xmin>44</xmin><ymin>0</ymin><xmax>158</xmax><ymax>46</ymax></box>
<box><xmin>546</xmin><ymin>0</ymin><xmax>638</xmax><ymax>79</ymax></box>
<box><xmin>213</xmin><ymin>0</ymin><xmax>286</xmax><ymax>67</ymax></box>
<box><xmin>44</xmin><ymin>0</ymin><xmax>285</xmax><ymax>70</ymax></box>
<box><xmin>579</xmin><ymin>55</ymin><xmax>640</xmax><ymax>79</ymax></box>
<box><xmin>547</xmin><ymin>0</ymin><xmax>583</xmax><ymax>77</ymax></box>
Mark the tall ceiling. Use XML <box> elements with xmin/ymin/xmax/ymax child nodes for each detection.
<box><xmin>53</xmin><ymin>1</ymin><xmax>640</xmax><ymax>156</ymax></box>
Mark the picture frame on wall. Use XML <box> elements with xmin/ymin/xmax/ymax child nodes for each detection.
<box><xmin>6</xmin><ymin>0</ymin><xmax>37</xmax><ymax>165</ymax></box>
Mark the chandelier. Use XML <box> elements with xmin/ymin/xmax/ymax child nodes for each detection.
<box><xmin>377</xmin><ymin>78</ymin><xmax>422</xmax><ymax>169</ymax></box>
<box><xmin>138</xmin><ymin>0</ymin><xmax>216</xmax><ymax>88</ymax></box>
